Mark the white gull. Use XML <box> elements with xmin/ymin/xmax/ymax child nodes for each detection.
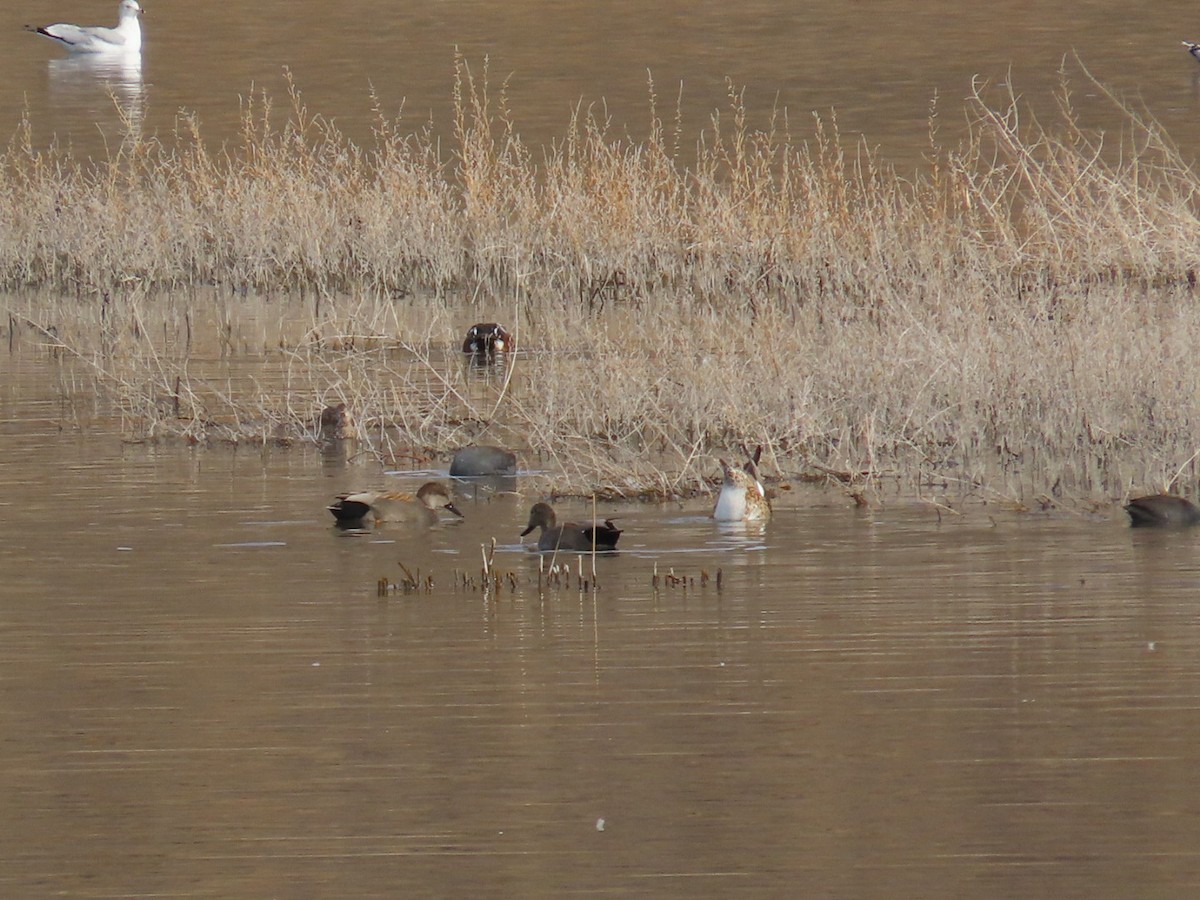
<box><xmin>27</xmin><ymin>0</ymin><xmax>142</xmax><ymax>54</ymax></box>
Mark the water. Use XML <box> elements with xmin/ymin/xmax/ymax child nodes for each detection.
<box><xmin>4</xmin><ymin>352</ymin><xmax>1200</xmax><ymax>897</ymax></box>
<box><xmin>6</xmin><ymin>2</ymin><xmax>1200</xmax><ymax>894</ymax></box>
<box><xmin>6</xmin><ymin>1</ymin><xmax>1200</xmax><ymax>173</ymax></box>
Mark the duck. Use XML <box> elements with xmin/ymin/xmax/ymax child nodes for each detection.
<box><xmin>462</xmin><ymin>323</ymin><xmax>514</xmax><ymax>356</ymax></box>
<box><xmin>1124</xmin><ymin>494</ymin><xmax>1200</xmax><ymax>528</ymax></box>
<box><xmin>520</xmin><ymin>502</ymin><xmax>622</xmax><ymax>551</ymax></box>
<box><xmin>1184</xmin><ymin>41</ymin><xmax>1200</xmax><ymax>64</ymax></box>
<box><xmin>318</xmin><ymin>403</ymin><xmax>349</xmax><ymax>440</ymax></box>
<box><xmin>450</xmin><ymin>445</ymin><xmax>517</xmax><ymax>477</ymax></box>
<box><xmin>329</xmin><ymin>482</ymin><xmax>463</xmax><ymax>526</ymax></box>
<box><xmin>713</xmin><ymin>449</ymin><xmax>771</xmax><ymax>522</ymax></box>
<box><xmin>27</xmin><ymin>0</ymin><xmax>143</xmax><ymax>54</ymax></box>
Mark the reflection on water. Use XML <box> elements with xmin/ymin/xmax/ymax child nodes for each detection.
<box><xmin>45</xmin><ymin>51</ymin><xmax>144</xmax><ymax>140</ymax></box>
<box><xmin>451</xmin><ymin>473</ymin><xmax>519</xmax><ymax>501</ymax></box>
<box><xmin>5</xmin><ymin>0</ymin><xmax>1200</xmax><ymax>888</ymax></box>
<box><xmin>4</xmin><ymin>352</ymin><xmax>1200</xmax><ymax>895</ymax></box>
<box><xmin>8</xmin><ymin>1</ymin><xmax>1200</xmax><ymax>171</ymax></box>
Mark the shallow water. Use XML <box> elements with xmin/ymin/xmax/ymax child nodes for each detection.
<box><xmin>7</xmin><ymin>3</ymin><xmax>1200</xmax><ymax>894</ymax></box>
<box><xmin>6</xmin><ymin>1</ymin><xmax>1200</xmax><ymax>172</ymax></box>
<box><xmin>4</xmin><ymin>354</ymin><xmax>1200</xmax><ymax>897</ymax></box>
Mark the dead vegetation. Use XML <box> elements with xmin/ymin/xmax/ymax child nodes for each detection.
<box><xmin>3</xmin><ymin>57</ymin><xmax>1200</xmax><ymax>504</ymax></box>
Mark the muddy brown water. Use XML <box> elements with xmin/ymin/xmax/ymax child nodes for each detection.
<box><xmin>7</xmin><ymin>2</ymin><xmax>1200</xmax><ymax>894</ymax></box>
<box><xmin>7</xmin><ymin>1</ymin><xmax>1200</xmax><ymax>172</ymax></box>
<box><xmin>4</xmin><ymin>351</ymin><xmax>1200</xmax><ymax>897</ymax></box>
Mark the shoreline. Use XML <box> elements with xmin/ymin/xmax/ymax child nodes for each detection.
<box><xmin>1</xmin><ymin>63</ymin><xmax>1197</xmax><ymax>507</ymax></box>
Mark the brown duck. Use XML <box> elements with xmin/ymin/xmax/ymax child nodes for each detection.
<box><xmin>462</xmin><ymin>323</ymin><xmax>514</xmax><ymax>356</ymax></box>
<box><xmin>520</xmin><ymin>502</ymin><xmax>622</xmax><ymax>551</ymax></box>
<box><xmin>329</xmin><ymin>482</ymin><xmax>463</xmax><ymax>526</ymax></box>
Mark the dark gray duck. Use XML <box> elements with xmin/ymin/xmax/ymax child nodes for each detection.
<box><xmin>1124</xmin><ymin>494</ymin><xmax>1200</xmax><ymax>528</ymax></box>
<box><xmin>450</xmin><ymin>445</ymin><xmax>517</xmax><ymax>477</ymax></box>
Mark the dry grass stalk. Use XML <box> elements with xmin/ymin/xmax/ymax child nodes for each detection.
<box><xmin>2</xmin><ymin>59</ymin><xmax>1199</xmax><ymax>504</ymax></box>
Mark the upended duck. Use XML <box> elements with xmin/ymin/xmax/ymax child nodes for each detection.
<box><xmin>1124</xmin><ymin>494</ymin><xmax>1200</xmax><ymax>529</ymax></box>
<box><xmin>520</xmin><ymin>502</ymin><xmax>622</xmax><ymax>551</ymax></box>
<box><xmin>713</xmin><ymin>449</ymin><xmax>771</xmax><ymax>522</ymax></box>
<box><xmin>329</xmin><ymin>482</ymin><xmax>463</xmax><ymax>526</ymax></box>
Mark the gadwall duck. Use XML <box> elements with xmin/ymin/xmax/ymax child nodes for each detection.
<box><xmin>450</xmin><ymin>445</ymin><xmax>517</xmax><ymax>477</ymax></box>
<box><xmin>28</xmin><ymin>0</ymin><xmax>142</xmax><ymax>53</ymax></box>
<box><xmin>329</xmin><ymin>482</ymin><xmax>464</xmax><ymax>526</ymax></box>
<box><xmin>1124</xmin><ymin>494</ymin><xmax>1200</xmax><ymax>528</ymax></box>
<box><xmin>462</xmin><ymin>323</ymin><xmax>514</xmax><ymax>356</ymax></box>
<box><xmin>520</xmin><ymin>502</ymin><xmax>622</xmax><ymax>551</ymax></box>
<box><xmin>713</xmin><ymin>449</ymin><xmax>771</xmax><ymax>522</ymax></box>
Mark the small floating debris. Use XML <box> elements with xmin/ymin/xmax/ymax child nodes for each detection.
<box><xmin>651</xmin><ymin>562</ymin><xmax>722</xmax><ymax>591</ymax></box>
<box><xmin>377</xmin><ymin>561</ymin><xmax>434</xmax><ymax>596</ymax></box>
<box><xmin>455</xmin><ymin>538</ymin><xmax>520</xmax><ymax>596</ymax></box>
<box><xmin>454</xmin><ymin>567</ymin><xmax>520</xmax><ymax>594</ymax></box>
<box><xmin>533</xmin><ymin>552</ymin><xmax>596</xmax><ymax>592</ymax></box>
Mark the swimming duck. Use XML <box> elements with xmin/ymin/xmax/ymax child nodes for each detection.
<box><xmin>1124</xmin><ymin>494</ymin><xmax>1200</xmax><ymax>528</ymax></box>
<box><xmin>450</xmin><ymin>445</ymin><xmax>517</xmax><ymax>477</ymax></box>
<box><xmin>462</xmin><ymin>323</ymin><xmax>514</xmax><ymax>356</ymax></box>
<box><xmin>28</xmin><ymin>0</ymin><xmax>142</xmax><ymax>54</ymax></box>
<box><xmin>520</xmin><ymin>502</ymin><xmax>622</xmax><ymax>551</ymax></box>
<box><xmin>1184</xmin><ymin>41</ymin><xmax>1200</xmax><ymax>64</ymax></box>
<box><xmin>329</xmin><ymin>482</ymin><xmax>463</xmax><ymax>526</ymax></box>
<box><xmin>713</xmin><ymin>450</ymin><xmax>771</xmax><ymax>522</ymax></box>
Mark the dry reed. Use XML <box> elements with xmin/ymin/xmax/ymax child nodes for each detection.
<box><xmin>3</xmin><ymin>57</ymin><xmax>1200</xmax><ymax>505</ymax></box>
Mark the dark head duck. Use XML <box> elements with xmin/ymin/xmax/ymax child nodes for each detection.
<box><xmin>520</xmin><ymin>502</ymin><xmax>622</xmax><ymax>551</ymax></box>
<box><xmin>462</xmin><ymin>323</ymin><xmax>514</xmax><ymax>357</ymax></box>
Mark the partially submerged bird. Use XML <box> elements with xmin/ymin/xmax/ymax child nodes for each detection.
<box><xmin>27</xmin><ymin>0</ymin><xmax>143</xmax><ymax>54</ymax></box>
<box><xmin>329</xmin><ymin>482</ymin><xmax>463</xmax><ymax>526</ymax></box>
<box><xmin>713</xmin><ymin>449</ymin><xmax>771</xmax><ymax>522</ymax></box>
<box><xmin>450</xmin><ymin>445</ymin><xmax>517</xmax><ymax>477</ymax></box>
<box><xmin>520</xmin><ymin>502</ymin><xmax>622</xmax><ymax>551</ymax></box>
<box><xmin>1184</xmin><ymin>40</ymin><xmax>1200</xmax><ymax>64</ymax></box>
<box><xmin>318</xmin><ymin>403</ymin><xmax>349</xmax><ymax>440</ymax></box>
<box><xmin>462</xmin><ymin>323</ymin><xmax>514</xmax><ymax>357</ymax></box>
<box><xmin>1124</xmin><ymin>494</ymin><xmax>1200</xmax><ymax>529</ymax></box>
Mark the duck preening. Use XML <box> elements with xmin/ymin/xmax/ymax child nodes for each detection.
<box><xmin>329</xmin><ymin>482</ymin><xmax>464</xmax><ymax>526</ymax></box>
<box><xmin>713</xmin><ymin>448</ymin><xmax>771</xmax><ymax>522</ymax></box>
<box><xmin>520</xmin><ymin>502</ymin><xmax>622</xmax><ymax>551</ymax></box>
<box><xmin>1124</xmin><ymin>494</ymin><xmax>1200</xmax><ymax>529</ymax></box>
